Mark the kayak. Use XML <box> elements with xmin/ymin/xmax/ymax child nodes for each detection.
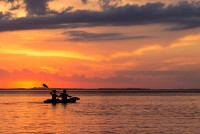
<box><xmin>44</xmin><ymin>97</ymin><xmax>80</xmax><ymax>104</ymax></box>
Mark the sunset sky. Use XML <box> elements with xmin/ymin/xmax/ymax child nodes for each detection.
<box><xmin>0</xmin><ymin>0</ymin><xmax>200</xmax><ymax>88</ymax></box>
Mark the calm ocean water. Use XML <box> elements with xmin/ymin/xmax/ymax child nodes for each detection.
<box><xmin>0</xmin><ymin>90</ymin><xmax>199</xmax><ymax>134</ymax></box>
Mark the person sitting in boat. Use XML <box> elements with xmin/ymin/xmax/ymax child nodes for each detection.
<box><xmin>50</xmin><ymin>90</ymin><xmax>59</xmax><ymax>101</ymax></box>
<box><xmin>59</xmin><ymin>89</ymin><xmax>72</xmax><ymax>101</ymax></box>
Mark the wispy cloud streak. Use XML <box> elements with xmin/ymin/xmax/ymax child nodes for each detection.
<box><xmin>65</xmin><ymin>30</ymin><xmax>149</xmax><ymax>41</ymax></box>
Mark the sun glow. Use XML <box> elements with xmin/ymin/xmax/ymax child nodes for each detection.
<box><xmin>14</xmin><ymin>81</ymin><xmax>41</xmax><ymax>88</ymax></box>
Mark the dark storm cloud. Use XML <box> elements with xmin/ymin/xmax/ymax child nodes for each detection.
<box><xmin>0</xmin><ymin>1</ymin><xmax>199</xmax><ymax>31</ymax></box>
<box><xmin>168</xmin><ymin>18</ymin><xmax>200</xmax><ymax>30</ymax></box>
<box><xmin>65</xmin><ymin>30</ymin><xmax>149</xmax><ymax>41</ymax></box>
<box><xmin>24</xmin><ymin>0</ymin><xmax>52</xmax><ymax>16</ymax></box>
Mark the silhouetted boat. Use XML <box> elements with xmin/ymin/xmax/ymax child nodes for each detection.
<box><xmin>44</xmin><ymin>97</ymin><xmax>80</xmax><ymax>104</ymax></box>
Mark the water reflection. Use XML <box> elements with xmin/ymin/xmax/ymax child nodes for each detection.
<box><xmin>0</xmin><ymin>91</ymin><xmax>199</xmax><ymax>134</ymax></box>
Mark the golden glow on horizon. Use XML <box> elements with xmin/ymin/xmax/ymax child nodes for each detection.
<box><xmin>14</xmin><ymin>80</ymin><xmax>41</xmax><ymax>88</ymax></box>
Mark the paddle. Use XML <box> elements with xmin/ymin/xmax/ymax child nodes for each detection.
<box><xmin>42</xmin><ymin>83</ymin><xmax>49</xmax><ymax>89</ymax></box>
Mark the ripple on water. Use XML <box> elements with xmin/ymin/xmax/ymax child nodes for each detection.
<box><xmin>0</xmin><ymin>92</ymin><xmax>199</xmax><ymax>133</ymax></box>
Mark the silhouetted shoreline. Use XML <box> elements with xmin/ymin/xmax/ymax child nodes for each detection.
<box><xmin>0</xmin><ymin>88</ymin><xmax>200</xmax><ymax>93</ymax></box>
